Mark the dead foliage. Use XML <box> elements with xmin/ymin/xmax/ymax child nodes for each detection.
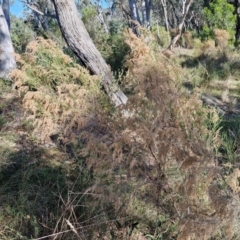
<box><xmin>214</xmin><ymin>29</ymin><xmax>230</xmax><ymax>50</ymax></box>
<box><xmin>9</xmin><ymin>37</ymin><xmax>103</xmax><ymax>147</ymax></box>
<box><xmin>74</xmin><ymin>31</ymin><xmax>240</xmax><ymax>239</ymax></box>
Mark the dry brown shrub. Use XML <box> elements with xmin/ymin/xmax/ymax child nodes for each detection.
<box><xmin>201</xmin><ymin>39</ymin><xmax>216</xmax><ymax>55</ymax></box>
<box><xmin>162</xmin><ymin>49</ymin><xmax>175</xmax><ymax>59</ymax></box>
<box><xmin>76</xmin><ymin>32</ymin><xmax>240</xmax><ymax>239</ymax></box>
<box><xmin>11</xmin><ymin>33</ymin><xmax>240</xmax><ymax>239</ymax></box>
<box><xmin>21</xmin><ymin>83</ymin><xmax>94</xmax><ymax>145</ymax></box>
<box><xmin>124</xmin><ymin>29</ymin><xmax>150</xmax><ymax>74</ymax></box>
<box><xmin>226</xmin><ymin>168</ymin><xmax>240</xmax><ymax>194</ymax></box>
<box><xmin>11</xmin><ymin>38</ymin><xmax>102</xmax><ymax>146</ymax></box>
<box><xmin>183</xmin><ymin>31</ymin><xmax>193</xmax><ymax>49</ymax></box>
<box><xmin>214</xmin><ymin>29</ymin><xmax>230</xmax><ymax>49</ymax></box>
<box><xmin>25</xmin><ymin>37</ymin><xmax>71</xmax><ymax>64</ymax></box>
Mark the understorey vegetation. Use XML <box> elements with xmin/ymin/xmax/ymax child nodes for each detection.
<box><xmin>0</xmin><ymin>1</ymin><xmax>240</xmax><ymax>239</ymax></box>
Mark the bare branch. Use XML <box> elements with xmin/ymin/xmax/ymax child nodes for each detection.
<box><xmin>23</xmin><ymin>1</ymin><xmax>57</xmax><ymax>18</ymax></box>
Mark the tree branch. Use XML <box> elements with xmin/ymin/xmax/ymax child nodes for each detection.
<box><xmin>23</xmin><ymin>2</ymin><xmax>57</xmax><ymax>18</ymax></box>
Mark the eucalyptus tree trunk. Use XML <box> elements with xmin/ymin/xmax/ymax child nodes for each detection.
<box><xmin>235</xmin><ymin>0</ymin><xmax>240</xmax><ymax>43</ymax></box>
<box><xmin>145</xmin><ymin>0</ymin><xmax>151</xmax><ymax>29</ymax></box>
<box><xmin>129</xmin><ymin>0</ymin><xmax>141</xmax><ymax>23</ymax></box>
<box><xmin>128</xmin><ymin>0</ymin><xmax>141</xmax><ymax>34</ymax></box>
<box><xmin>168</xmin><ymin>0</ymin><xmax>193</xmax><ymax>50</ymax></box>
<box><xmin>97</xmin><ymin>6</ymin><xmax>109</xmax><ymax>34</ymax></box>
<box><xmin>181</xmin><ymin>0</ymin><xmax>187</xmax><ymax>14</ymax></box>
<box><xmin>168</xmin><ymin>0</ymin><xmax>180</xmax><ymax>28</ymax></box>
<box><xmin>33</xmin><ymin>11</ymin><xmax>44</xmax><ymax>30</ymax></box>
<box><xmin>142</xmin><ymin>0</ymin><xmax>151</xmax><ymax>29</ymax></box>
<box><xmin>0</xmin><ymin>2</ymin><xmax>16</xmax><ymax>78</ymax></box>
<box><xmin>52</xmin><ymin>0</ymin><xmax>127</xmax><ymax>106</ymax></box>
<box><xmin>141</xmin><ymin>0</ymin><xmax>147</xmax><ymax>27</ymax></box>
<box><xmin>129</xmin><ymin>0</ymin><xmax>152</xmax><ymax>33</ymax></box>
<box><xmin>160</xmin><ymin>0</ymin><xmax>169</xmax><ymax>32</ymax></box>
<box><xmin>2</xmin><ymin>0</ymin><xmax>9</xmax><ymax>29</ymax></box>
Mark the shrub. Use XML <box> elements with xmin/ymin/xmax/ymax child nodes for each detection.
<box><xmin>11</xmin><ymin>17</ymin><xmax>36</xmax><ymax>53</ymax></box>
<box><xmin>201</xmin><ymin>0</ymin><xmax>236</xmax><ymax>43</ymax></box>
<box><xmin>0</xmin><ymin>37</ymin><xmax>107</xmax><ymax>239</ymax></box>
<box><xmin>151</xmin><ymin>25</ymin><xmax>170</xmax><ymax>48</ymax></box>
<box><xmin>10</xmin><ymin>37</ymin><xmax>105</xmax><ymax>145</ymax></box>
<box><xmin>76</xmin><ymin>30</ymin><xmax>239</xmax><ymax>239</ymax></box>
<box><xmin>213</xmin><ymin>29</ymin><xmax>230</xmax><ymax>50</ymax></box>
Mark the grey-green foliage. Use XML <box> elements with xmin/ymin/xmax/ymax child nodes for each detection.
<box><xmin>10</xmin><ymin>16</ymin><xmax>36</xmax><ymax>53</ymax></box>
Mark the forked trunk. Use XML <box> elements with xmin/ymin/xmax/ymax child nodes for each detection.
<box><xmin>52</xmin><ymin>0</ymin><xmax>127</xmax><ymax>106</ymax></box>
<box><xmin>168</xmin><ymin>0</ymin><xmax>193</xmax><ymax>50</ymax></box>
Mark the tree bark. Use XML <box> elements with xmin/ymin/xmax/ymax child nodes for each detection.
<box><xmin>142</xmin><ymin>0</ymin><xmax>151</xmax><ymax>29</ymax></box>
<box><xmin>128</xmin><ymin>0</ymin><xmax>141</xmax><ymax>34</ymax></box>
<box><xmin>129</xmin><ymin>0</ymin><xmax>141</xmax><ymax>24</ymax></box>
<box><xmin>141</xmin><ymin>0</ymin><xmax>146</xmax><ymax>27</ymax></box>
<box><xmin>33</xmin><ymin>11</ymin><xmax>43</xmax><ymax>30</ymax></box>
<box><xmin>0</xmin><ymin>4</ymin><xmax>16</xmax><ymax>78</ymax></box>
<box><xmin>97</xmin><ymin>5</ymin><xmax>109</xmax><ymax>34</ymax></box>
<box><xmin>145</xmin><ymin>0</ymin><xmax>151</xmax><ymax>29</ymax></box>
<box><xmin>235</xmin><ymin>0</ymin><xmax>240</xmax><ymax>43</ymax></box>
<box><xmin>160</xmin><ymin>0</ymin><xmax>169</xmax><ymax>32</ymax></box>
<box><xmin>51</xmin><ymin>0</ymin><xmax>127</xmax><ymax>106</ymax></box>
<box><xmin>2</xmin><ymin>0</ymin><xmax>9</xmax><ymax>29</ymax></box>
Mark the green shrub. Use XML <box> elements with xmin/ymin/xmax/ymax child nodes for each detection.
<box><xmin>201</xmin><ymin>0</ymin><xmax>236</xmax><ymax>42</ymax></box>
<box><xmin>151</xmin><ymin>25</ymin><xmax>170</xmax><ymax>48</ymax></box>
<box><xmin>11</xmin><ymin>17</ymin><xmax>36</xmax><ymax>53</ymax></box>
<box><xmin>104</xmin><ymin>32</ymin><xmax>130</xmax><ymax>74</ymax></box>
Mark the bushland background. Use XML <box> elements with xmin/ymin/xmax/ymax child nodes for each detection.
<box><xmin>1</xmin><ymin>0</ymin><xmax>240</xmax><ymax>239</ymax></box>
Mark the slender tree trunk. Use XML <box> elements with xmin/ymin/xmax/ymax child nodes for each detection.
<box><xmin>128</xmin><ymin>0</ymin><xmax>141</xmax><ymax>34</ymax></box>
<box><xmin>141</xmin><ymin>0</ymin><xmax>151</xmax><ymax>30</ymax></box>
<box><xmin>181</xmin><ymin>0</ymin><xmax>187</xmax><ymax>15</ymax></box>
<box><xmin>168</xmin><ymin>0</ymin><xmax>193</xmax><ymax>50</ymax></box>
<box><xmin>33</xmin><ymin>11</ymin><xmax>43</xmax><ymax>29</ymax></box>
<box><xmin>44</xmin><ymin>7</ymin><xmax>49</xmax><ymax>30</ymax></box>
<box><xmin>141</xmin><ymin>0</ymin><xmax>146</xmax><ymax>27</ymax></box>
<box><xmin>168</xmin><ymin>0</ymin><xmax>180</xmax><ymax>28</ymax></box>
<box><xmin>0</xmin><ymin>4</ymin><xmax>16</xmax><ymax>78</ymax></box>
<box><xmin>51</xmin><ymin>0</ymin><xmax>127</xmax><ymax>106</ymax></box>
<box><xmin>145</xmin><ymin>0</ymin><xmax>151</xmax><ymax>29</ymax></box>
<box><xmin>129</xmin><ymin>0</ymin><xmax>141</xmax><ymax>23</ymax></box>
<box><xmin>97</xmin><ymin>6</ymin><xmax>109</xmax><ymax>34</ymax></box>
<box><xmin>235</xmin><ymin>0</ymin><xmax>240</xmax><ymax>44</ymax></box>
<box><xmin>160</xmin><ymin>0</ymin><xmax>169</xmax><ymax>32</ymax></box>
